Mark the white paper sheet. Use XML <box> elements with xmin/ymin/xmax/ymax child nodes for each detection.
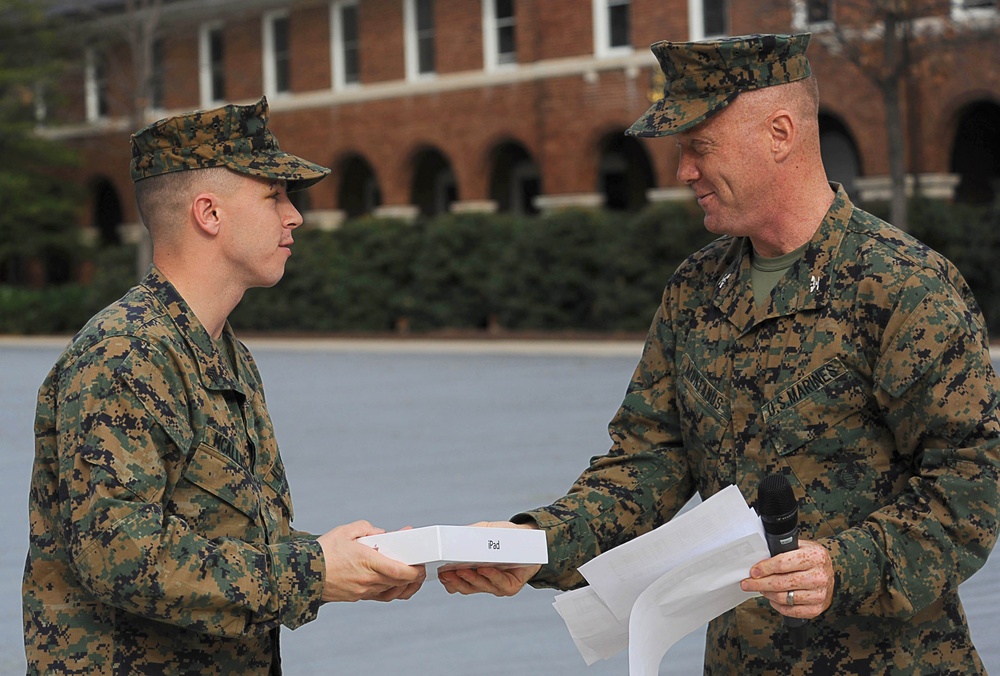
<box><xmin>552</xmin><ymin>587</ymin><xmax>628</xmax><ymax>665</ymax></box>
<box><xmin>627</xmin><ymin>533</ymin><xmax>770</xmax><ymax>676</ymax></box>
<box><xmin>552</xmin><ymin>485</ymin><xmax>770</xmax><ymax>674</ymax></box>
<box><xmin>578</xmin><ymin>485</ymin><xmax>763</xmax><ymax>622</ymax></box>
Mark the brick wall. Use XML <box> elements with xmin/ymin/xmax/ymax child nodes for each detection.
<box><xmin>48</xmin><ymin>0</ymin><xmax>1000</xmax><ymax>229</ymax></box>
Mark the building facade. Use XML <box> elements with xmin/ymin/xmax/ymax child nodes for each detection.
<box><xmin>43</xmin><ymin>0</ymin><xmax>1000</xmax><ymax>244</ymax></box>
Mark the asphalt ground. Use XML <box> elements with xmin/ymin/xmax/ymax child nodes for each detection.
<box><xmin>3</xmin><ymin>337</ymin><xmax>999</xmax><ymax>675</ymax></box>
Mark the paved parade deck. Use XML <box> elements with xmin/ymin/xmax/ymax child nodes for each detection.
<box><xmin>3</xmin><ymin>337</ymin><xmax>998</xmax><ymax>674</ymax></box>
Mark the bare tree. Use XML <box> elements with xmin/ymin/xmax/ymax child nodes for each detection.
<box><xmin>812</xmin><ymin>0</ymin><xmax>999</xmax><ymax>229</ymax></box>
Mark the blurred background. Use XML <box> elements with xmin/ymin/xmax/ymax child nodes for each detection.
<box><xmin>1</xmin><ymin>0</ymin><xmax>999</xmax><ymax>337</ymax></box>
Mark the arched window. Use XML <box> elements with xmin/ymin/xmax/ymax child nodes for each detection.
<box><xmin>91</xmin><ymin>177</ymin><xmax>123</xmax><ymax>245</ymax></box>
<box><xmin>488</xmin><ymin>141</ymin><xmax>541</xmax><ymax>215</ymax></box>
<box><xmin>410</xmin><ymin>147</ymin><xmax>456</xmax><ymax>217</ymax></box>
<box><xmin>597</xmin><ymin>132</ymin><xmax>654</xmax><ymax>211</ymax></box>
<box><xmin>337</xmin><ymin>154</ymin><xmax>382</xmax><ymax>219</ymax></box>
<box><xmin>951</xmin><ymin>101</ymin><xmax>1000</xmax><ymax>206</ymax></box>
<box><xmin>819</xmin><ymin>113</ymin><xmax>862</xmax><ymax>198</ymax></box>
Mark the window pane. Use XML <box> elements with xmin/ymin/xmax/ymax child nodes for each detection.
<box><xmin>342</xmin><ymin>4</ymin><xmax>358</xmax><ymax>42</ymax></box>
<box><xmin>609</xmin><ymin>2</ymin><xmax>630</xmax><ymax>48</ymax></box>
<box><xmin>703</xmin><ymin>0</ymin><xmax>727</xmax><ymax>36</ymax></box>
<box><xmin>95</xmin><ymin>53</ymin><xmax>109</xmax><ymax>117</ymax></box>
<box><xmin>498</xmin><ymin>25</ymin><xmax>515</xmax><ymax>57</ymax></box>
<box><xmin>419</xmin><ymin>36</ymin><xmax>434</xmax><ymax>73</ymax></box>
<box><xmin>210</xmin><ymin>29</ymin><xmax>226</xmax><ymax>100</ymax></box>
<box><xmin>496</xmin><ymin>0</ymin><xmax>513</xmax><ymax>19</ymax></box>
<box><xmin>414</xmin><ymin>0</ymin><xmax>434</xmax><ymax>73</ymax></box>
<box><xmin>807</xmin><ymin>0</ymin><xmax>831</xmax><ymax>22</ymax></box>
<box><xmin>273</xmin><ymin>17</ymin><xmax>290</xmax><ymax>92</ymax></box>
<box><xmin>417</xmin><ymin>0</ymin><xmax>434</xmax><ymax>31</ymax></box>
<box><xmin>341</xmin><ymin>4</ymin><xmax>360</xmax><ymax>83</ymax></box>
<box><xmin>344</xmin><ymin>48</ymin><xmax>359</xmax><ymax>83</ymax></box>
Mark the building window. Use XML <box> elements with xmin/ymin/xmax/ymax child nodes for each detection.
<box><xmin>84</xmin><ymin>48</ymin><xmax>109</xmax><ymax>122</ymax></box>
<box><xmin>332</xmin><ymin>0</ymin><xmax>361</xmax><ymax>88</ymax></box>
<box><xmin>200</xmin><ymin>24</ymin><xmax>226</xmax><ymax>105</ymax></box>
<box><xmin>483</xmin><ymin>0</ymin><xmax>516</xmax><ymax>68</ymax></box>
<box><xmin>952</xmin><ymin>0</ymin><xmax>998</xmax><ymax>20</ymax></box>
<box><xmin>689</xmin><ymin>0</ymin><xmax>728</xmax><ymax>39</ymax></box>
<box><xmin>264</xmin><ymin>11</ymin><xmax>291</xmax><ymax>96</ymax></box>
<box><xmin>806</xmin><ymin>0</ymin><xmax>832</xmax><ymax>23</ymax></box>
<box><xmin>405</xmin><ymin>0</ymin><xmax>435</xmax><ymax>79</ymax></box>
<box><xmin>594</xmin><ymin>0</ymin><xmax>632</xmax><ymax>56</ymax></box>
<box><xmin>149</xmin><ymin>38</ymin><xmax>165</xmax><ymax>110</ymax></box>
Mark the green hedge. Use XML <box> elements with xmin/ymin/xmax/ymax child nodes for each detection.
<box><xmin>0</xmin><ymin>244</ymin><xmax>135</xmax><ymax>335</ymax></box>
<box><xmin>231</xmin><ymin>202</ymin><xmax>714</xmax><ymax>334</ymax></box>
<box><xmin>4</xmin><ymin>199</ymin><xmax>999</xmax><ymax>337</ymax></box>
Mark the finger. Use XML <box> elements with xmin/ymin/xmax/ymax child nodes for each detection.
<box><xmin>764</xmin><ymin>588</ymin><xmax>819</xmax><ymax>608</ymax></box>
<box><xmin>367</xmin><ymin>554</ymin><xmax>427</xmax><ymax>584</ymax></box>
<box><xmin>371</xmin><ymin>579</ymin><xmax>424</xmax><ymax>602</ymax></box>
<box><xmin>438</xmin><ymin>569</ymin><xmax>488</xmax><ymax>595</ymax></box>
<box><xmin>340</xmin><ymin>520</ymin><xmax>383</xmax><ymax>539</ymax></box>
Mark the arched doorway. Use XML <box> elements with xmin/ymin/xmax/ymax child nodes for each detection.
<box><xmin>488</xmin><ymin>140</ymin><xmax>541</xmax><ymax>215</ymax></box>
<box><xmin>410</xmin><ymin>147</ymin><xmax>456</xmax><ymax>217</ymax></box>
<box><xmin>91</xmin><ymin>177</ymin><xmax>122</xmax><ymax>245</ymax></box>
<box><xmin>337</xmin><ymin>154</ymin><xmax>382</xmax><ymax>218</ymax></box>
<box><xmin>951</xmin><ymin>101</ymin><xmax>1000</xmax><ymax>205</ymax></box>
<box><xmin>819</xmin><ymin>113</ymin><xmax>862</xmax><ymax>198</ymax></box>
<box><xmin>597</xmin><ymin>132</ymin><xmax>654</xmax><ymax>211</ymax></box>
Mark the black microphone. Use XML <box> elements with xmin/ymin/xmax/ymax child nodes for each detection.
<box><xmin>757</xmin><ymin>473</ymin><xmax>807</xmax><ymax>650</ymax></box>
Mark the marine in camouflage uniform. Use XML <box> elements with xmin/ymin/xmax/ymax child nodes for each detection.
<box><xmin>484</xmin><ymin>35</ymin><xmax>1000</xmax><ymax>673</ymax></box>
<box><xmin>23</xmin><ymin>98</ymin><xmax>423</xmax><ymax>673</ymax></box>
<box><xmin>518</xmin><ymin>184</ymin><xmax>1000</xmax><ymax>673</ymax></box>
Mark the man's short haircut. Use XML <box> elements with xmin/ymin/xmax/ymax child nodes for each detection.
<box><xmin>134</xmin><ymin>167</ymin><xmax>240</xmax><ymax>239</ymax></box>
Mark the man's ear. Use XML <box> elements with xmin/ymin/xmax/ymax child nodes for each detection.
<box><xmin>769</xmin><ymin>110</ymin><xmax>795</xmax><ymax>162</ymax></box>
<box><xmin>192</xmin><ymin>192</ymin><xmax>222</xmax><ymax>236</ymax></box>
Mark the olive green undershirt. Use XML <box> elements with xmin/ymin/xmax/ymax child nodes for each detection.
<box><xmin>750</xmin><ymin>241</ymin><xmax>809</xmax><ymax>306</ymax></box>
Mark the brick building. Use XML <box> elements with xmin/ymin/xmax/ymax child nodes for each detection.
<box><xmin>43</xmin><ymin>0</ymin><xmax>1000</xmax><ymax>245</ymax></box>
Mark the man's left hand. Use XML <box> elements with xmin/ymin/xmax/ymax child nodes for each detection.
<box><xmin>740</xmin><ymin>539</ymin><xmax>835</xmax><ymax>619</ymax></box>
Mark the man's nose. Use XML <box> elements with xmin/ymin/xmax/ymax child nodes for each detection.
<box><xmin>675</xmin><ymin>151</ymin><xmax>699</xmax><ymax>184</ymax></box>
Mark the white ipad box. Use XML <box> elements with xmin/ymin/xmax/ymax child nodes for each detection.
<box><xmin>358</xmin><ymin>525</ymin><xmax>548</xmax><ymax>570</ymax></box>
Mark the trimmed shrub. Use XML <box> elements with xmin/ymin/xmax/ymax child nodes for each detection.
<box><xmin>6</xmin><ymin>200</ymin><xmax>998</xmax><ymax>338</ymax></box>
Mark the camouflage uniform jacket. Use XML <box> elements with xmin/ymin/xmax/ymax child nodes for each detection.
<box><xmin>23</xmin><ymin>267</ymin><xmax>325</xmax><ymax>674</ymax></box>
<box><xmin>519</xmin><ymin>186</ymin><xmax>1000</xmax><ymax>674</ymax></box>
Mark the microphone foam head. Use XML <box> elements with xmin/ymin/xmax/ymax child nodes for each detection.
<box><xmin>757</xmin><ymin>473</ymin><xmax>796</xmax><ymax>518</ymax></box>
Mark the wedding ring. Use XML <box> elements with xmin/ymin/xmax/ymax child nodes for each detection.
<box><xmin>786</xmin><ymin>590</ymin><xmax>795</xmax><ymax>606</ymax></box>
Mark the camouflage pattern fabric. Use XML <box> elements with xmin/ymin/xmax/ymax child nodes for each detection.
<box><xmin>129</xmin><ymin>96</ymin><xmax>330</xmax><ymax>192</ymax></box>
<box><xmin>627</xmin><ymin>33</ymin><xmax>812</xmax><ymax>137</ymax></box>
<box><xmin>516</xmin><ymin>185</ymin><xmax>1000</xmax><ymax>674</ymax></box>
<box><xmin>23</xmin><ymin>267</ymin><xmax>325</xmax><ymax>674</ymax></box>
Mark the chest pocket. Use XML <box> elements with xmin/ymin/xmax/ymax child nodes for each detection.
<box><xmin>761</xmin><ymin>360</ymin><xmax>871</xmax><ymax>458</ymax></box>
<box><xmin>677</xmin><ymin>354</ymin><xmax>732</xmax><ymax>489</ymax></box>
<box><xmin>761</xmin><ymin>360</ymin><xmax>884</xmax><ymax>535</ymax></box>
<box><xmin>171</xmin><ymin>431</ymin><xmax>262</xmax><ymax>541</ymax></box>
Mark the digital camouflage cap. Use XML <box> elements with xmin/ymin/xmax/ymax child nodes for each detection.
<box><xmin>129</xmin><ymin>96</ymin><xmax>331</xmax><ymax>191</ymax></box>
<box><xmin>627</xmin><ymin>33</ymin><xmax>812</xmax><ymax>137</ymax></box>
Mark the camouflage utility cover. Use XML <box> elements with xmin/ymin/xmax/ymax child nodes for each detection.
<box><xmin>517</xmin><ymin>186</ymin><xmax>1000</xmax><ymax>674</ymax></box>
<box><xmin>628</xmin><ymin>33</ymin><xmax>812</xmax><ymax>137</ymax></box>
<box><xmin>23</xmin><ymin>268</ymin><xmax>324</xmax><ymax>674</ymax></box>
<box><xmin>129</xmin><ymin>96</ymin><xmax>330</xmax><ymax>191</ymax></box>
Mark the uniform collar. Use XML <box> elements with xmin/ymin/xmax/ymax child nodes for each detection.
<box><xmin>712</xmin><ymin>183</ymin><xmax>854</xmax><ymax>335</ymax></box>
<box><xmin>141</xmin><ymin>266</ymin><xmax>246</xmax><ymax>395</ymax></box>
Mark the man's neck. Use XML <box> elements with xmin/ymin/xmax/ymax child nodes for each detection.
<box><xmin>153</xmin><ymin>258</ymin><xmax>242</xmax><ymax>339</ymax></box>
<box><xmin>750</xmin><ymin>181</ymin><xmax>836</xmax><ymax>257</ymax></box>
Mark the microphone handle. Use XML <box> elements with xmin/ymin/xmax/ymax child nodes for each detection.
<box><xmin>763</xmin><ymin>526</ymin><xmax>807</xmax><ymax>649</ymax></box>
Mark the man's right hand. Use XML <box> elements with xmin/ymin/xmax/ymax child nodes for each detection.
<box><xmin>317</xmin><ymin>520</ymin><xmax>426</xmax><ymax>603</ymax></box>
<box><xmin>437</xmin><ymin>521</ymin><xmax>541</xmax><ymax>597</ymax></box>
